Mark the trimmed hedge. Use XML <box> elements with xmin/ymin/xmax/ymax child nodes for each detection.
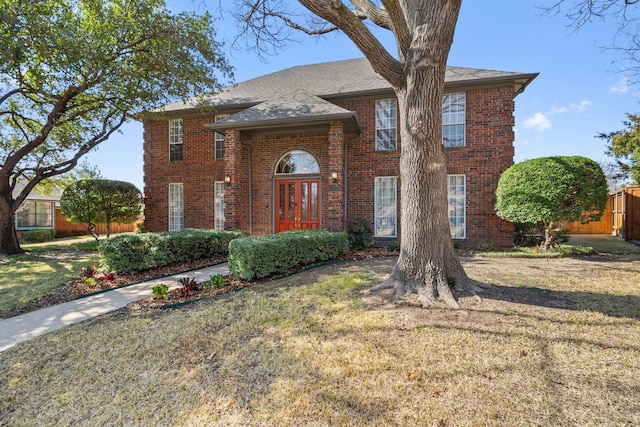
<box><xmin>99</xmin><ymin>229</ymin><xmax>245</xmax><ymax>273</ymax></box>
<box><xmin>21</xmin><ymin>228</ymin><xmax>56</xmax><ymax>243</ymax></box>
<box><xmin>228</xmin><ymin>229</ymin><xmax>349</xmax><ymax>280</ymax></box>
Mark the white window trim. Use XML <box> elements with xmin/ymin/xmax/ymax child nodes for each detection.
<box><xmin>374</xmin><ymin>176</ymin><xmax>397</xmax><ymax>238</ymax></box>
<box><xmin>15</xmin><ymin>201</ymin><xmax>55</xmax><ymax>230</ymax></box>
<box><xmin>169</xmin><ymin>119</ymin><xmax>183</xmax><ymax>161</ymax></box>
<box><xmin>447</xmin><ymin>174</ymin><xmax>466</xmax><ymax>239</ymax></box>
<box><xmin>214</xmin><ymin>181</ymin><xmax>225</xmax><ymax>230</ymax></box>
<box><xmin>214</xmin><ymin>114</ymin><xmax>229</xmax><ymax>160</ymax></box>
<box><xmin>168</xmin><ymin>183</ymin><xmax>184</xmax><ymax>231</ymax></box>
<box><xmin>375</xmin><ymin>99</ymin><xmax>398</xmax><ymax>151</ymax></box>
<box><xmin>442</xmin><ymin>92</ymin><xmax>466</xmax><ymax>148</ymax></box>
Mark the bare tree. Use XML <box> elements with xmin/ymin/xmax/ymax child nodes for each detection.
<box><xmin>235</xmin><ymin>0</ymin><xmax>475</xmax><ymax>307</ymax></box>
<box><xmin>545</xmin><ymin>0</ymin><xmax>640</xmax><ymax>83</ymax></box>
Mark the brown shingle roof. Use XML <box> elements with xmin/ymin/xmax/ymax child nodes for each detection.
<box><xmin>159</xmin><ymin>57</ymin><xmax>537</xmax><ymax>113</ymax></box>
<box><xmin>204</xmin><ymin>89</ymin><xmax>360</xmax><ymax>133</ymax></box>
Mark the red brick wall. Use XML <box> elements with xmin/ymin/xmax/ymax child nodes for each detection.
<box><xmin>142</xmin><ymin>84</ymin><xmax>517</xmax><ymax>248</ymax></box>
<box><xmin>446</xmin><ymin>86</ymin><xmax>517</xmax><ymax>248</ymax></box>
<box><xmin>143</xmin><ymin>115</ymin><xmax>226</xmax><ymax>232</ymax></box>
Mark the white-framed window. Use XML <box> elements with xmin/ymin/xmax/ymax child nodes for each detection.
<box><xmin>214</xmin><ymin>181</ymin><xmax>225</xmax><ymax>230</ymax></box>
<box><xmin>15</xmin><ymin>201</ymin><xmax>54</xmax><ymax>229</ymax></box>
<box><xmin>443</xmin><ymin>93</ymin><xmax>466</xmax><ymax>147</ymax></box>
<box><xmin>374</xmin><ymin>176</ymin><xmax>397</xmax><ymax>237</ymax></box>
<box><xmin>375</xmin><ymin>99</ymin><xmax>397</xmax><ymax>151</ymax></box>
<box><xmin>169</xmin><ymin>119</ymin><xmax>183</xmax><ymax>161</ymax></box>
<box><xmin>448</xmin><ymin>174</ymin><xmax>466</xmax><ymax>238</ymax></box>
<box><xmin>214</xmin><ymin>114</ymin><xmax>229</xmax><ymax>160</ymax></box>
<box><xmin>168</xmin><ymin>183</ymin><xmax>184</xmax><ymax>231</ymax></box>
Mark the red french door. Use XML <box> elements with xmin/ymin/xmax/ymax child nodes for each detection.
<box><xmin>275</xmin><ymin>179</ymin><xmax>320</xmax><ymax>232</ymax></box>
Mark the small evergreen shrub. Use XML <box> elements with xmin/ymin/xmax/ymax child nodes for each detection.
<box><xmin>345</xmin><ymin>218</ymin><xmax>373</xmax><ymax>250</ymax></box>
<box><xmin>21</xmin><ymin>228</ymin><xmax>56</xmax><ymax>243</ymax></box>
<box><xmin>386</xmin><ymin>240</ymin><xmax>400</xmax><ymax>251</ymax></box>
<box><xmin>71</xmin><ymin>240</ymin><xmax>101</xmax><ymax>251</ymax></box>
<box><xmin>203</xmin><ymin>273</ymin><xmax>225</xmax><ymax>289</ymax></box>
<box><xmin>228</xmin><ymin>229</ymin><xmax>349</xmax><ymax>280</ymax></box>
<box><xmin>151</xmin><ymin>283</ymin><xmax>169</xmax><ymax>300</ymax></box>
<box><xmin>99</xmin><ymin>229</ymin><xmax>245</xmax><ymax>273</ymax></box>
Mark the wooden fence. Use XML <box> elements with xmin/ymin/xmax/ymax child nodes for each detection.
<box><xmin>563</xmin><ymin>197</ymin><xmax>613</xmax><ymax>235</ymax></box>
<box><xmin>611</xmin><ymin>186</ymin><xmax>640</xmax><ymax>240</ymax></box>
<box><xmin>54</xmin><ymin>207</ymin><xmax>137</xmax><ymax>236</ymax></box>
<box><xmin>564</xmin><ymin>186</ymin><xmax>640</xmax><ymax>240</ymax></box>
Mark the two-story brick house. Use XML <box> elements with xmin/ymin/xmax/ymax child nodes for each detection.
<box><xmin>142</xmin><ymin>58</ymin><xmax>537</xmax><ymax>248</ymax></box>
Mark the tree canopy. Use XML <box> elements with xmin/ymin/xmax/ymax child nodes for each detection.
<box><xmin>0</xmin><ymin>0</ymin><xmax>232</xmax><ymax>255</ymax></box>
<box><xmin>60</xmin><ymin>179</ymin><xmax>141</xmax><ymax>239</ymax></box>
<box><xmin>598</xmin><ymin>113</ymin><xmax>640</xmax><ymax>184</ymax></box>
<box><xmin>496</xmin><ymin>156</ymin><xmax>608</xmax><ymax>249</ymax></box>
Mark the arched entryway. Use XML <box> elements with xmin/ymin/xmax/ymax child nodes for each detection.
<box><xmin>274</xmin><ymin>150</ymin><xmax>321</xmax><ymax>232</ymax></box>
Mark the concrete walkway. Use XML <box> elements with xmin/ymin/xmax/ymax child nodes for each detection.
<box><xmin>0</xmin><ymin>263</ymin><xmax>229</xmax><ymax>353</ymax></box>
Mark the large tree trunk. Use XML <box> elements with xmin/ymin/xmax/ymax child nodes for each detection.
<box><xmin>0</xmin><ymin>195</ymin><xmax>23</xmax><ymax>256</ymax></box>
<box><xmin>375</xmin><ymin>1</ymin><xmax>472</xmax><ymax>307</ymax></box>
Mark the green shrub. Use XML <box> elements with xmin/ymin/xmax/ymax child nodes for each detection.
<box><xmin>21</xmin><ymin>228</ymin><xmax>56</xmax><ymax>243</ymax></box>
<box><xmin>70</xmin><ymin>240</ymin><xmax>101</xmax><ymax>251</ymax></box>
<box><xmin>203</xmin><ymin>273</ymin><xmax>225</xmax><ymax>289</ymax></box>
<box><xmin>151</xmin><ymin>283</ymin><xmax>169</xmax><ymax>300</ymax></box>
<box><xmin>228</xmin><ymin>229</ymin><xmax>349</xmax><ymax>280</ymax></box>
<box><xmin>345</xmin><ymin>218</ymin><xmax>373</xmax><ymax>250</ymax></box>
<box><xmin>496</xmin><ymin>156</ymin><xmax>607</xmax><ymax>250</ymax></box>
<box><xmin>386</xmin><ymin>240</ymin><xmax>401</xmax><ymax>251</ymax></box>
<box><xmin>99</xmin><ymin>229</ymin><xmax>245</xmax><ymax>273</ymax></box>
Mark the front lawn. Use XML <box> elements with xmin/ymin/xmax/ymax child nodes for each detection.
<box><xmin>0</xmin><ymin>246</ymin><xmax>99</xmax><ymax>318</ymax></box>
<box><xmin>1</xmin><ymin>254</ymin><xmax>638</xmax><ymax>426</ymax></box>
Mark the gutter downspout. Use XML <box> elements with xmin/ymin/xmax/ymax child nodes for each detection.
<box><xmin>343</xmin><ymin>135</ymin><xmax>362</xmax><ymax>228</ymax></box>
<box><xmin>240</xmin><ymin>140</ymin><xmax>253</xmax><ymax>234</ymax></box>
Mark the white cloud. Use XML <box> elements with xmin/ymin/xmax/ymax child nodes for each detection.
<box><xmin>545</xmin><ymin>101</ymin><xmax>591</xmax><ymax>115</ymax></box>
<box><xmin>547</xmin><ymin>105</ymin><xmax>568</xmax><ymax>115</ymax></box>
<box><xmin>610</xmin><ymin>77</ymin><xmax>630</xmax><ymax>94</ymax></box>
<box><xmin>571</xmin><ymin>100</ymin><xmax>592</xmax><ymax>112</ymax></box>
<box><xmin>523</xmin><ymin>112</ymin><xmax>551</xmax><ymax>131</ymax></box>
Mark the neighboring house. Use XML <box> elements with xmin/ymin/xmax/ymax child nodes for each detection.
<box><xmin>13</xmin><ymin>183</ymin><xmax>138</xmax><ymax>238</ymax></box>
<box><xmin>13</xmin><ymin>185</ymin><xmax>61</xmax><ymax>237</ymax></box>
<box><xmin>142</xmin><ymin>58</ymin><xmax>537</xmax><ymax>248</ymax></box>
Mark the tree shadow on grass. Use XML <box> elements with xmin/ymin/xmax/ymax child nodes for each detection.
<box><xmin>459</xmin><ymin>254</ymin><xmax>640</xmax><ymax>320</ymax></box>
<box><xmin>474</xmin><ymin>282</ymin><xmax>640</xmax><ymax>321</ymax></box>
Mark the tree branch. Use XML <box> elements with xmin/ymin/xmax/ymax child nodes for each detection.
<box><xmin>298</xmin><ymin>0</ymin><xmax>403</xmax><ymax>87</ymax></box>
<box><xmin>351</xmin><ymin>0</ymin><xmax>392</xmax><ymax>29</ymax></box>
<box><xmin>381</xmin><ymin>0</ymin><xmax>411</xmax><ymax>57</ymax></box>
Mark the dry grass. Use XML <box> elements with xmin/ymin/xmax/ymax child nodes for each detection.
<box><xmin>0</xmin><ymin>246</ymin><xmax>99</xmax><ymax>318</ymax></box>
<box><xmin>1</xmin><ymin>255</ymin><xmax>639</xmax><ymax>426</ymax></box>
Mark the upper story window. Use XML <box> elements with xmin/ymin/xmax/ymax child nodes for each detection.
<box><xmin>169</xmin><ymin>119</ymin><xmax>183</xmax><ymax>161</ymax></box>
<box><xmin>443</xmin><ymin>93</ymin><xmax>466</xmax><ymax>147</ymax></box>
<box><xmin>275</xmin><ymin>150</ymin><xmax>320</xmax><ymax>174</ymax></box>
<box><xmin>376</xmin><ymin>99</ymin><xmax>397</xmax><ymax>151</ymax></box>
<box><xmin>214</xmin><ymin>114</ymin><xmax>229</xmax><ymax>160</ymax></box>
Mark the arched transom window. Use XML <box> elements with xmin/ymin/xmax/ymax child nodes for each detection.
<box><xmin>275</xmin><ymin>150</ymin><xmax>320</xmax><ymax>175</ymax></box>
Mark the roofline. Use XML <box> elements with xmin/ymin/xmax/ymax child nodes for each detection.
<box><xmin>151</xmin><ymin>71</ymin><xmax>539</xmax><ymax>119</ymax></box>
<box><xmin>205</xmin><ymin>112</ymin><xmax>361</xmax><ymax>133</ymax></box>
<box><xmin>444</xmin><ymin>72</ymin><xmax>539</xmax><ymax>96</ymax></box>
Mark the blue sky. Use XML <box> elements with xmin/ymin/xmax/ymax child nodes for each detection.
<box><xmin>85</xmin><ymin>1</ymin><xmax>640</xmax><ymax>191</ymax></box>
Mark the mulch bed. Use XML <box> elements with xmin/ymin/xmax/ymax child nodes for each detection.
<box><xmin>66</xmin><ymin>254</ymin><xmax>228</xmax><ymax>295</ymax></box>
<box><xmin>64</xmin><ymin>247</ymin><xmax>396</xmax><ymax>311</ymax></box>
